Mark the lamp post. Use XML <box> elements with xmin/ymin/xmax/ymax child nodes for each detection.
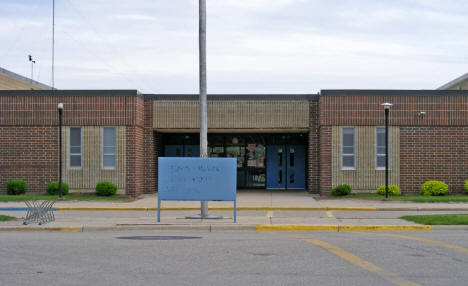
<box><xmin>58</xmin><ymin>102</ymin><xmax>63</xmax><ymax>198</ymax></box>
<box><xmin>381</xmin><ymin>102</ymin><xmax>392</xmax><ymax>199</ymax></box>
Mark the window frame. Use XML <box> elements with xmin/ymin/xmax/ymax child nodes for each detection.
<box><xmin>68</xmin><ymin>127</ymin><xmax>82</xmax><ymax>169</ymax></box>
<box><xmin>102</xmin><ymin>127</ymin><xmax>117</xmax><ymax>170</ymax></box>
<box><xmin>376</xmin><ymin>127</ymin><xmax>390</xmax><ymax>170</ymax></box>
<box><xmin>341</xmin><ymin>126</ymin><xmax>356</xmax><ymax>170</ymax></box>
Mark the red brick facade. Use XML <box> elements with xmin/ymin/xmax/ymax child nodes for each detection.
<box><xmin>307</xmin><ymin>100</ymin><xmax>320</xmax><ymax>193</ymax></box>
<box><xmin>0</xmin><ymin>127</ymin><xmax>58</xmax><ymax>193</ymax></box>
<box><xmin>400</xmin><ymin>127</ymin><xmax>468</xmax><ymax>194</ymax></box>
<box><xmin>2</xmin><ymin>90</ymin><xmax>468</xmax><ymax>196</ymax></box>
<box><xmin>319</xmin><ymin>126</ymin><xmax>332</xmax><ymax>195</ymax></box>
<box><xmin>125</xmin><ymin>126</ymin><xmax>145</xmax><ymax>197</ymax></box>
<box><xmin>143</xmin><ymin>100</ymin><xmax>156</xmax><ymax>194</ymax></box>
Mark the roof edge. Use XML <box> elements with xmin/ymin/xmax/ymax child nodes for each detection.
<box><xmin>437</xmin><ymin>72</ymin><xmax>468</xmax><ymax>90</ymax></box>
<box><xmin>0</xmin><ymin>67</ymin><xmax>53</xmax><ymax>90</ymax></box>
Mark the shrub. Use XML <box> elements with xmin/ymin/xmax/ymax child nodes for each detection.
<box><xmin>96</xmin><ymin>182</ymin><xmax>117</xmax><ymax>196</ymax></box>
<box><xmin>46</xmin><ymin>181</ymin><xmax>70</xmax><ymax>195</ymax></box>
<box><xmin>331</xmin><ymin>184</ymin><xmax>352</xmax><ymax>196</ymax></box>
<box><xmin>6</xmin><ymin>180</ymin><xmax>28</xmax><ymax>195</ymax></box>
<box><xmin>376</xmin><ymin>184</ymin><xmax>401</xmax><ymax>196</ymax></box>
<box><xmin>465</xmin><ymin>180</ymin><xmax>468</xmax><ymax>194</ymax></box>
<box><xmin>421</xmin><ymin>180</ymin><xmax>448</xmax><ymax>196</ymax></box>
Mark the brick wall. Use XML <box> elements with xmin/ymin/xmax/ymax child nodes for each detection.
<box><xmin>307</xmin><ymin>100</ymin><xmax>320</xmax><ymax>193</ymax></box>
<box><xmin>126</xmin><ymin>126</ymin><xmax>145</xmax><ymax>197</ymax></box>
<box><xmin>320</xmin><ymin>93</ymin><xmax>468</xmax><ymax>126</ymax></box>
<box><xmin>0</xmin><ymin>94</ymin><xmax>137</xmax><ymax>126</ymax></box>
<box><xmin>0</xmin><ymin>127</ymin><xmax>58</xmax><ymax>194</ymax></box>
<box><xmin>319</xmin><ymin>126</ymin><xmax>332</xmax><ymax>195</ymax></box>
<box><xmin>143</xmin><ymin>100</ymin><xmax>156</xmax><ymax>194</ymax></box>
<box><xmin>154</xmin><ymin>132</ymin><xmax>162</xmax><ymax>192</ymax></box>
<box><xmin>400</xmin><ymin>127</ymin><xmax>468</xmax><ymax>194</ymax></box>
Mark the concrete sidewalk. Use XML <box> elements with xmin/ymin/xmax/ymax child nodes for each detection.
<box><xmin>1</xmin><ymin>190</ymin><xmax>468</xmax><ymax>232</ymax></box>
<box><xmin>2</xmin><ymin>190</ymin><xmax>468</xmax><ymax>210</ymax></box>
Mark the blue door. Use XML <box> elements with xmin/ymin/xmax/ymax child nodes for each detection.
<box><xmin>286</xmin><ymin>145</ymin><xmax>305</xmax><ymax>189</ymax></box>
<box><xmin>266</xmin><ymin>146</ymin><xmax>286</xmax><ymax>189</ymax></box>
<box><xmin>164</xmin><ymin>145</ymin><xmax>183</xmax><ymax>157</ymax></box>
<box><xmin>267</xmin><ymin>145</ymin><xmax>305</xmax><ymax>189</ymax></box>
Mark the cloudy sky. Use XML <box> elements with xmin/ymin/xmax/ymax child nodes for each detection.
<box><xmin>2</xmin><ymin>0</ymin><xmax>468</xmax><ymax>93</ymax></box>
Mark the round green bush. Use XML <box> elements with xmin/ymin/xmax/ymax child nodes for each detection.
<box><xmin>421</xmin><ymin>180</ymin><xmax>448</xmax><ymax>196</ymax></box>
<box><xmin>6</xmin><ymin>179</ymin><xmax>28</xmax><ymax>195</ymax></box>
<box><xmin>376</xmin><ymin>184</ymin><xmax>401</xmax><ymax>196</ymax></box>
<box><xmin>46</xmin><ymin>181</ymin><xmax>70</xmax><ymax>195</ymax></box>
<box><xmin>331</xmin><ymin>184</ymin><xmax>352</xmax><ymax>196</ymax></box>
<box><xmin>465</xmin><ymin>180</ymin><xmax>468</xmax><ymax>194</ymax></box>
<box><xmin>96</xmin><ymin>182</ymin><xmax>117</xmax><ymax>196</ymax></box>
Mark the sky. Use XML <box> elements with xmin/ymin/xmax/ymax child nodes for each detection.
<box><xmin>1</xmin><ymin>0</ymin><xmax>468</xmax><ymax>94</ymax></box>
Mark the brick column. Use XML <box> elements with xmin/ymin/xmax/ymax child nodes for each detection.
<box><xmin>307</xmin><ymin>100</ymin><xmax>320</xmax><ymax>193</ymax></box>
<box><xmin>319</xmin><ymin>126</ymin><xmax>332</xmax><ymax>195</ymax></box>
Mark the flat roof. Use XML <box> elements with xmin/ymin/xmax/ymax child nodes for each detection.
<box><xmin>146</xmin><ymin>94</ymin><xmax>319</xmax><ymax>100</ymax></box>
<box><xmin>320</xmin><ymin>89</ymin><xmax>468</xmax><ymax>96</ymax></box>
<box><xmin>0</xmin><ymin>90</ymin><xmax>140</xmax><ymax>97</ymax></box>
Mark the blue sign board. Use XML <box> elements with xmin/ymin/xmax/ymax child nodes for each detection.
<box><xmin>158</xmin><ymin>157</ymin><xmax>237</xmax><ymax>222</ymax></box>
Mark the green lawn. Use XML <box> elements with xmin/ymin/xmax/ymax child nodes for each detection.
<box><xmin>317</xmin><ymin>194</ymin><xmax>468</xmax><ymax>203</ymax></box>
<box><xmin>401</xmin><ymin>214</ymin><xmax>468</xmax><ymax>225</ymax></box>
<box><xmin>0</xmin><ymin>195</ymin><xmax>131</xmax><ymax>202</ymax></box>
<box><xmin>0</xmin><ymin>215</ymin><xmax>16</xmax><ymax>222</ymax></box>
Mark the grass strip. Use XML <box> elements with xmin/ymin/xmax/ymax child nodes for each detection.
<box><xmin>317</xmin><ymin>194</ymin><xmax>468</xmax><ymax>203</ymax></box>
<box><xmin>0</xmin><ymin>215</ymin><xmax>16</xmax><ymax>222</ymax></box>
<box><xmin>401</xmin><ymin>214</ymin><xmax>468</xmax><ymax>225</ymax></box>
<box><xmin>0</xmin><ymin>195</ymin><xmax>130</xmax><ymax>202</ymax></box>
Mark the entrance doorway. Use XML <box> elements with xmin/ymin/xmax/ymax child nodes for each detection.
<box><xmin>161</xmin><ymin>133</ymin><xmax>306</xmax><ymax>190</ymax></box>
<box><xmin>266</xmin><ymin>145</ymin><xmax>305</xmax><ymax>189</ymax></box>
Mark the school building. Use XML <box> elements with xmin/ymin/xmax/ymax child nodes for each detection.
<box><xmin>1</xmin><ymin>68</ymin><xmax>468</xmax><ymax>196</ymax></box>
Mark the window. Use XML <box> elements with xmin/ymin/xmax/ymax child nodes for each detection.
<box><xmin>103</xmin><ymin>127</ymin><xmax>116</xmax><ymax>169</ymax></box>
<box><xmin>376</xmin><ymin>127</ymin><xmax>389</xmax><ymax>169</ymax></box>
<box><xmin>69</xmin><ymin>127</ymin><xmax>82</xmax><ymax>168</ymax></box>
<box><xmin>342</xmin><ymin>127</ymin><xmax>355</xmax><ymax>169</ymax></box>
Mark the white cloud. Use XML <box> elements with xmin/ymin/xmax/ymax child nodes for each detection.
<box><xmin>1</xmin><ymin>0</ymin><xmax>467</xmax><ymax>93</ymax></box>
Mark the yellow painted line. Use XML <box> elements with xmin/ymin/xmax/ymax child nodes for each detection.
<box><xmin>266</xmin><ymin>210</ymin><xmax>274</xmax><ymax>218</ymax></box>
<box><xmin>288</xmin><ymin>234</ymin><xmax>421</xmax><ymax>286</ymax></box>
<box><xmin>58</xmin><ymin>207</ymin><xmax>150</xmax><ymax>211</ymax></box>
<box><xmin>326</xmin><ymin>211</ymin><xmax>335</xmax><ymax>218</ymax></box>
<box><xmin>327</xmin><ymin>207</ymin><xmax>377</xmax><ymax>211</ymax></box>
<box><xmin>366</xmin><ymin>232</ymin><xmax>468</xmax><ymax>255</ymax></box>
<box><xmin>59</xmin><ymin>227</ymin><xmax>82</xmax><ymax>232</ymax></box>
<box><xmin>257</xmin><ymin>225</ymin><xmax>339</xmax><ymax>232</ymax></box>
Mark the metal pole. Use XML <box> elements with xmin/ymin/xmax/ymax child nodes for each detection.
<box><xmin>52</xmin><ymin>0</ymin><xmax>55</xmax><ymax>89</ymax></box>
<box><xmin>186</xmin><ymin>0</ymin><xmax>221</xmax><ymax>220</ymax></box>
<box><xmin>199</xmin><ymin>0</ymin><xmax>208</xmax><ymax>218</ymax></box>
<box><xmin>58</xmin><ymin>106</ymin><xmax>63</xmax><ymax>198</ymax></box>
<box><xmin>385</xmin><ymin>108</ymin><xmax>389</xmax><ymax>199</ymax></box>
<box><xmin>31</xmin><ymin>61</ymin><xmax>34</xmax><ymax>83</ymax></box>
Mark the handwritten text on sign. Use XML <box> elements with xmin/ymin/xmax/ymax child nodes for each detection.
<box><xmin>158</xmin><ymin>158</ymin><xmax>237</xmax><ymax>201</ymax></box>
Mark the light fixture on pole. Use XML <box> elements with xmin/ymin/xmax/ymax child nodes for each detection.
<box><xmin>58</xmin><ymin>102</ymin><xmax>63</xmax><ymax>198</ymax></box>
<box><xmin>381</xmin><ymin>102</ymin><xmax>392</xmax><ymax>199</ymax></box>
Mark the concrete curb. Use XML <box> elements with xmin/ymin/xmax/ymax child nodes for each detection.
<box><xmin>55</xmin><ymin>206</ymin><xmax>378</xmax><ymax>211</ymax></box>
<box><xmin>51</xmin><ymin>206</ymin><xmax>468</xmax><ymax>212</ymax></box>
<box><xmin>0</xmin><ymin>224</ymin><xmax>435</xmax><ymax>232</ymax></box>
<box><xmin>3</xmin><ymin>206</ymin><xmax>468</xmax><ymax>213</ymax></box>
